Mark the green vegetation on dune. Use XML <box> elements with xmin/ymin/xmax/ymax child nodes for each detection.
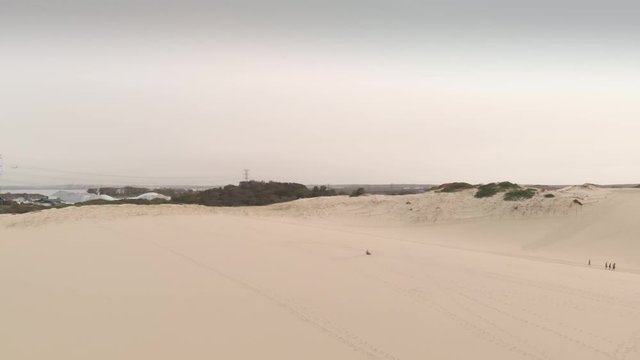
<box><xmin>172</xmin><ymin>181</ymin><xmax>338</xmax><ymax>207</ymax></box>
<box><xmin>497</xmin><ymin>181</ymin><xmax>520</xmax><ymax>189</ymax></box>
<box><xmin>474</xmin><ymin>182</ymin><xmax>521</xmax><ymax>198</ymax></box>
<box><xmin>504</xmin><ymin>188</ymin><xmax>537</xmax><ymax>201</ymax></box>
<box><xmin>0</xmin><ymin>204</ymin><xmax>52</xmax><ymax>214</ymax></box>
<box><xmin>474</xmin><ymin>184</ymin><xmax>499</xmax><ymax>198</ymax></box>
<box><xmin>544</xmin><ymin>193</ymin><xmax>555</xmax><ymax>198</ymax></box>
<box><xmin>435</xmin><ymin>182</ymin><xmax>475</xmax><ymax>193</ymax></box>
<box><xmin>434</xmin><ymin>181</ymin><xmax>540</xmax><ymax>202</ymax></box>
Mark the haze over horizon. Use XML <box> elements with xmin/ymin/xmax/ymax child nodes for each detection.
<box><xmin>2</xmin><ymin>1</ymin><xmax>639</xmax><ymax>186</ymax></box>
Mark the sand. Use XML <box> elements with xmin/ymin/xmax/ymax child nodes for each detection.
<box><xmin>1</xmin><ymin>187</ymin><xmax>640</xmax><ymax>359</ymax></box>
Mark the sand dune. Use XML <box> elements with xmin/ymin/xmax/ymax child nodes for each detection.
<box><xmin>1</xmin><ymin>188</ymin><xmax>640</xmax><ymax>359</ymax></box>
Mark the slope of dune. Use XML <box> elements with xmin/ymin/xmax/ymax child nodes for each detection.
<box><xmin>257</xmin><ymin>185</ymin><xmax>609</xmax><ymax>224</ymax></box>
<box><xmin>1</xmin><ymin>188</ymin><xmax>640</xmax><ymax>359</ymax></box>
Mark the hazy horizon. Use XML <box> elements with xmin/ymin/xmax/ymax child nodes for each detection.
<box><xmin>2</xmin><ymin>1</ymin><xmax>639</xmax><ymax>186</ymax></box>
<box><xmin>1</xmin><ymin>181</ymin><xmax>638</xmax><ymax>192</ymax></box>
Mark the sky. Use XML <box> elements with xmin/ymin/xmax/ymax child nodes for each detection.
<box><xmin>1</xmin><ymin>1</ymin><xmax>640</xmax><ymax>186</ymax></box>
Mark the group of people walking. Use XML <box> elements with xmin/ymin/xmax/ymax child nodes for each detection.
<box><xmin>588</xmin><ymin>259</ymin><xmax>616</xmax><ymax>270</ymax></box>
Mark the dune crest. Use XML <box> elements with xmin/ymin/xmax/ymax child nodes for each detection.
<box><xmin>1</xmin><ymin>186</ymin><xmax>613</xmax><ymax>229</ymax></box>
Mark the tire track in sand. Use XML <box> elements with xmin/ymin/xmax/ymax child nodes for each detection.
<box><xmin>149</xmin><ymin>241</ymin><xmax>400</xmax><ymax>360</ymax></box>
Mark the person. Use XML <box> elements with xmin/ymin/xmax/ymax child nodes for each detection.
<box><xmin>366</xmin><ymin>250</ymin><xmax>371</xmax><ymax>256</ymax></box>
<box><xmin>605</xmin><ymin>262</ymin><xmax>608</xmax><ymax>269</ymax></box>
<box><xmin>613</xmin><ymin>263</ymin><xmax>616</xmax><ymax>271</ymax></box>
<box><xmin>588</xmin><ymin>259</ymin><xmax>591</xmax><ymax>266</ymax></box>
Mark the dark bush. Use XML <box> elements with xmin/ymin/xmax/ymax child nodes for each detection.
<box><xmin>475</xmin><ymin>182</ymin><xmax>521</xmax><ymax>198</ymax></box>
<box><xmin>310</xmin><ymin>185</ymin><xmax>337</xmax><ymax>197</ymax></box>
<box><xmin>0</xmin><ymin>204</ymin><xmax>49</xmax><ymax>214</ymax></box>
<box><xmin>172</xmin><ymin>181</ymin><xmax>337</xmax><ymax>206</ymax></box>
<box><xmin>497</xmin><ymin>181</ymin><xmax>519</xmax><ymax>190</ymax></box>
<box><xmin>544</xmin><ymin>193</ymin><xmax>555</xmax><ymax>198</ymax></box>
<box><xmin>435</xmin><ymin>182</ymin><xmax>475</xmax><ymax>193</ymax></box>
<box><xmin>350</xmin><ymin>187</ymin><xmax>366</xmax><ymax>197</ymax></box>
<box><xmin>475</xmin><ymin>183</ymin><xmax>499</xmax><ymax>198</ymax></box>
<box><xmin>504</xmin><ymin>189</ymin><xmax>536</xmax><ymax>201</ymax></box>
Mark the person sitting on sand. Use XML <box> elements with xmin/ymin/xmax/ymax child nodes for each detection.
<box><xmin>366</xmin><ymin>250</ymin><xmax>371</xmax><ymax>256</ymax></box>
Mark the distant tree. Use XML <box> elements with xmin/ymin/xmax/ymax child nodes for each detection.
<box><xmin>170</xmin><ymin>181</ymin><xmax>338</xmax><ymax>207</ymax></box>
<box><xmin>310</xmin><ymin>185</ymin><xmax>337</xmax><ymax>197</ymax></box>
<box><xmin>350</xmin><ymin>187</ymin><xmax>366</xmax><ymax>197</ymax></box>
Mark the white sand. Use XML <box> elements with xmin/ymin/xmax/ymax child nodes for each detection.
<box><xmin>1</xmin><ymin>187</ymin><xmax>640</xmax><ymax>359</ymax></box>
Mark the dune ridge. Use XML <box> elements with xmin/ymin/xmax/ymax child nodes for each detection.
<box><xmin>0</xmin><ymin>185</ymin><xmax>612</xmax><ymax>229</ymax></box>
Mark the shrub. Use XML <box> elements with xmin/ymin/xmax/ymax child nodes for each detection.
<box><xmin>475</xmin><ymin>182</ymin><xmax>521</xmax><ymax>198</ymax></box>
<box><xmin>504</xmin><ymin>189</ymin><xmax>536</xmax><ymax>201</ymax></box>
<box><xmin>544</xmin><ymin>193</ymin><xmax>555</xmax><ymax>198</ymax></box>
<box><xmin>172</xmin><ymin>181</ymin><xmax>338</xmax><ymax>206</ymax></box>
<box><xmin>0</xmin><ymin>204</ymin><xmax>49</xmax><ymax>214</ymax></box>
<box><xmin>475</xmin><ymin>184</ymin><xmax>500</xmax><ymax>198</ymax></box>
<box><xmin>436</xmin><ymin>182</ymin><xmax>475</xmax><ymax>193</ymax></box>
<box><xmin>350</xmin><ymin>187</ymin><xmax>366</xmax><ymax>197</ymax></box>
<box><xmin>497</xmin><ymin>181</ymin><xmax>519</xmax><ymax>190</ymax></box>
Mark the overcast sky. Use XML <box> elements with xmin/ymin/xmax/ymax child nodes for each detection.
<box><xmin>1</xmin><ymin>1</ymin><xmax>639</xmax><ymax>186</ymax></box>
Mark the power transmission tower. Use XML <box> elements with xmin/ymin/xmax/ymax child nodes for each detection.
<box><xmin>243</xmin><ymin>169</ymin><xmax>250</xmax><ymax>182</ymax></box>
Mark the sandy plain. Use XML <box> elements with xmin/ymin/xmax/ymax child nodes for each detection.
<box><xmin>1</xmin><ymin>186</ymin><xmax>639</xmax><ymax>359</ymax></box>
